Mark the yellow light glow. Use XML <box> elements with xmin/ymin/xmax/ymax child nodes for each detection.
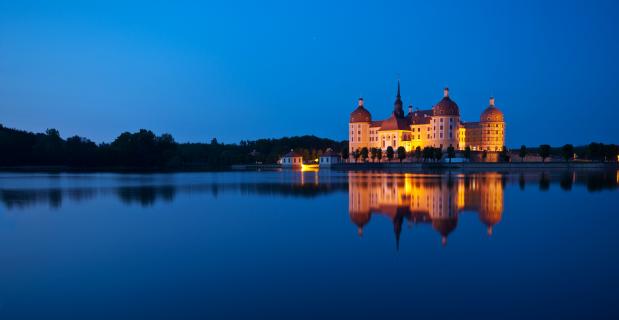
<box><xmin>301</xmin><ymin>163</ymin><xmax>319</xmax><ymax>172</ymax></box>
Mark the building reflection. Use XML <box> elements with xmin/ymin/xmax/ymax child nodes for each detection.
<box><xmin>349</xmin><ymin>172</ymin><xmax>505</xmax><ymax>247</ymax></box>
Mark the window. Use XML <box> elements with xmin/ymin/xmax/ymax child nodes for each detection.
<box><xmin>440</xmin><ymin>133</ymin><xmax>443</xmax><ymax>138</ymax></box>
<box><xmin>358</xmin><ymin>131</ymin><xmax>361</xmax><ymax>134</ymax></box>
<box><xmin>440</xmin><ymin>125</ymin><xmax>443</xmax><ymax>130</ymax></box>
<box><xmin>440</xmin><ymin>118</ymin><xmax>443</xmax><ymax>123</ymax></box>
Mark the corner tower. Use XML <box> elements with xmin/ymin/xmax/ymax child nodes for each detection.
<box><xmin>480</xmin><ymin>97</ymin><xmax>505</xmax><ymax>151</ymax></box>
<box><xmin>349</xmin><ymin>98</ymin><xmax>372</xmax><ymax>154</ymax></box>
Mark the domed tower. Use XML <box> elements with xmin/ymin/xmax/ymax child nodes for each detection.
<box><xmin>480</xmin><ymin>97</ymin><xmax>505</xmax><ymax>151</ymax></box>
<box><xmin>432</xmin><ymin>88</ymin><xmax>461</xmax><ymax>150</ymax></box>
<box><xmin>349</xmin><ymin>98</ymin><xmax>372</xmax><ymax>154</ymax></box>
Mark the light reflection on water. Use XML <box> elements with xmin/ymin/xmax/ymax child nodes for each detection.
<box><xmin>0</xmin><ymin>170</ymin><xmax>618</xmax><ymax>319</ymax></box>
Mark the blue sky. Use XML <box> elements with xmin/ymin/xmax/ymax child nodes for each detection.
<box><xmin>0</xmin><ymin>0</ymin><xmax>618</xmax><ymax>146</ymax></box>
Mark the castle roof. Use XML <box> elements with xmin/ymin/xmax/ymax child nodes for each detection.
<box><xmin>481</xmin><ymin>98</ymin><xmax>504</xmax><ymax>122</ymax></box>
<box><xmin>410</xmin><ymin>110</ymin><xmax>433</xmax><ymax>125</ymax></box>
<box><xmin>350</xmin><ymin>98</ymin><xmax>372</xmax><ymax>123</ymax></box>
<box><xmin>433</xmin><ymin>88</ymin><xmax>460</xmax><ymax>116</ymax></box>
<box><xmin>380</xmin><ymin>114</ymin><xmax>411</xmax><ymax>131</ymax></box>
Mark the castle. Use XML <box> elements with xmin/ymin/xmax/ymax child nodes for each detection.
<box><xmin>349</xmin><ymin>81</ymin><xmax>505</xmax><ymax>154</ymax></box>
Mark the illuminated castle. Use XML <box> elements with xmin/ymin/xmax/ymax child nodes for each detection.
<box><xmin>349</xmin><ymin>81</ymin><xmax>506</xmax><ymax>154</ymax></box>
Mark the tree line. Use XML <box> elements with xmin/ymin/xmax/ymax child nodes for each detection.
<box><xmin>347</xmin><ymin>143</ymin><xmax>618</xmax><ymax>163</ymax></box>
<box><xmin>0</xmin><ymin>124</ymin><xmax>346</xmax><ymax>169</ymax></box>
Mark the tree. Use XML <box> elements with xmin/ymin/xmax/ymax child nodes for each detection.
<box><xmin>603</xmin><ymin>144</ymin><xmax>618</xmax><ymax>162</ymax></box>
<box><xmin>422</xmin><ymin>147</ymin><xmax>433</xmax><ymax>162</ymax></box>
<box><xmin>376</xmin><ymin>148</ymin><xmax>382</xmax><ymax>163</ymax></box>
<box><xmin>414</xmin><ymin>146</ymin><xmax>422</xmax><ymax>162</ymax></box>
<box><xmin>370</xmin><ymin>148</ymin><xmax>377</xmax><ymax>162</ymax></box>
<box><xmin>446</xmin><ymin>145</ymin><xmax>455</xmax><ymax>163</ymax></box>
<box><xmin>463</xmin><ymin>146</ymin><xmax>471</xmax><ymax>162</ymax></box>
<box><xmin>386</xmin><ymin>146</ymin><xmax>394</xmax><ymax>161</ymax></box>
<box><xmin>561</xmin><ymin>144</ymin><xmax>574</xmax><ymax>162</ymax></box>
<box><xmin>587</xmin><ymin>142</ymin><xmax>603</xmax><ymax>161</ymax></box>
<box><xmin>352</xmin><ymin>149</ymin><xmax>360</xmax><ymax>163</ymax></box>
<box><xmin>539</xmin><ymin>144</ymin><xmax>551</xmax><ymax>163</ymax></box>
<box><xmin>519</xmin><ymin>145</ymin><xmax>527</xmax><ymax>162</ymax></box>
<box><xmin>342</xmin><ymin>148</ymin><xmax>349</xmax><ymax>162</ymax></box>
<box><xmin>397</xmin><ymin>146</ymin><xmax>406</xmax><ymax>163</ymax></box>
<box><xmin>433</xmin><ymin>148</ymin><xmax>443</xmax><ymax>162</ymax></box>
<box><xmin>500</xmin><ymin>146</ymin><xmax>510</xmax><ymax>162</ymax></box>
<box><xmin>361</xmin><ymin>147</ymin><xmax>369</xmax><ymax>163</ymax></box>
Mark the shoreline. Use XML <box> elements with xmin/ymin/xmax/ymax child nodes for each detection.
<box><xmin>1</xmin><ymin>162</ymin><xmax>616</xmax><ymax>174</ymax></box>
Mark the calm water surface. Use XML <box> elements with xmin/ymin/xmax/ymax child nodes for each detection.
<box><xmin>0</xmin><ymin>170</ymin><xmax>618</xmax><ymax>319</ymax></box>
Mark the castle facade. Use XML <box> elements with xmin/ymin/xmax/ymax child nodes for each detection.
<box><xmin>349</xmin><ymin>82</ymin><xmax>505</xmax><ymax>154</ymax></box>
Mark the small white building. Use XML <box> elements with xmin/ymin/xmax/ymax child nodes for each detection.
<box><xmin>319</xmin><ymin>149</ymin><xmax>342</xmax><ymax>168</ymax></box>
<box><xmin>280</xmin><ymin>150</ymin><xmax>303</xmax><ymax>168</ymax></box>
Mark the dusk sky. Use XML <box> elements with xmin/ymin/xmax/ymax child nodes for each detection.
<box><xmin>1</xmin><ymin>0</ymin><xmax>618</xmax><ymax>146</ymax></box>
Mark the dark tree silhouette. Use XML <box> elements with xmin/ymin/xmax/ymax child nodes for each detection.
<box><xmin>539</xmin><ymin>144</ymin><xmax>551</xmax><ymax>163</ymax></box>
<box><xmin>0</xmin><ymin>125</ymin><xmax>347</xmax><ymax>170</ymax></box>
<box><xmin>447</xmin><ymin>145</ymin><xmax>455</xmax><ymax>163</ymax></box>
<box><xmin>433</xmin><ymin>148</ymin><xmax>443</xmax><ymax>162</ymax></box>
<box><xmin>414</xmin><ymin>146</ymin><xmax>422</xmax><ymax>162</ymax></box>
<box><xmin>386</xmin><ymin>146</ymin><xmax>394</xmax><ymax>162</ymax></box>
<box><xmin>361</xmin><ymin>147</ymin><xmax>369</xmax><ymax>163</ymax></box>
<box><xmin>519</xmin><ymin>145</ymin><xmax>527</xmax><ymax>162</ymax></box>
<box><xmin>352</xmin><ymin>149</ymin><xmax>360</xmax><ymax>163</ymax></box>
<box><xmin>397</xmin><ymin>146</ymin><xmax>406</xmax><ymax>163</ymax></box>
<box><xmin>500</xmin><ymin>146</ymin><xmax>510</xmax><ymax>162</ymax></box>
<box><xmin>342</xmin><ymin>148</ymin><xmax>349</xmax><ymax>162</ymax></box>
<box><xmin>463</xmin><ymin>146</ymin><xmax>471</xmax><ymax>162</ymax></box>
<box><xmin>376</xmin><ymin>148</ymin><xmax>382</xmax><ymax>163</ymax></box>
<box><xmin>561</xmin><ymin>144</ymin><xmax>574</xmax><ymax>162</ymax></box>
<box><xmin>422</xmin><ymin>147</ymin><xmax>433</xmax><ymax>162</ymax></box>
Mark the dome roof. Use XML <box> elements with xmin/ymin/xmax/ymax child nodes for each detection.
<box><xmin>432</xmin><ymin>88</ymin><xmax>460</xmax><ymax>116</ymax></box>
<box><xmin>481</xmin><ymin>106</ymin><xmax>504</xmax><ymax>122</ymax></box>
<box><xmin>350</xmin><ymin>98</ymin><xmax>372</xmax><ymax>123</ymax></box>
<box><xmin>481</xmin><ymin>97</ymin><xmax>504</xmax><ymax>122</ymax></box>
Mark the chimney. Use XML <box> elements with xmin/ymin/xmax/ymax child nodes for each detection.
<box><xmin>443</xmin><ymin>87</ymin><xmax>449</xmax><ymax>97</ymax></box>
<box><xmin>358</xmin><ymin>98</ymin><xmax>364</xmax><ymax>107</ymax></box>
<box><xmin>489</xmin><ymin>97</ymin><xmax>495</xmax><ymax>106</ymax></box>
<box><xmin>408</xmin><ymin>105</ymin><xmax>413</xmax><ymax>113</ymax></box>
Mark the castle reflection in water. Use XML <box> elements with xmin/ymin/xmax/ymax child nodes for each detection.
<box><xmin>348</xmin><ymin>172</ymin><xmax>504</xmax><ymax>248</ymax></box>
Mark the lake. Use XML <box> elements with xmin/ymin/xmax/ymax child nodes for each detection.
<box><xmin>0</xmin><ymin>170</ymin><xmax>618</xmax><ymax>319</ymax></box>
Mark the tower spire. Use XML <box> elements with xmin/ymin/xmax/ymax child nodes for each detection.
<box><xmin>393</xmin><ymin>79</ymin><xmax>404</xmax><ymax>118</ymax></box>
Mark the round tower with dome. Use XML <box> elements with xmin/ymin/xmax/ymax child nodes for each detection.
<box><xmin>349</xmin><ymin>98</ymin><xmax>372</xmax><ymax>154</ymax></box>
<box><xmin>480</xmin><ymin>97</ymin><xmax>505</xmax><ymax>151</ymax></box>
<box><xmin>431</xmin><ymin>87</ymin><xmax>461</xmax><ymax>149</ymax></box>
